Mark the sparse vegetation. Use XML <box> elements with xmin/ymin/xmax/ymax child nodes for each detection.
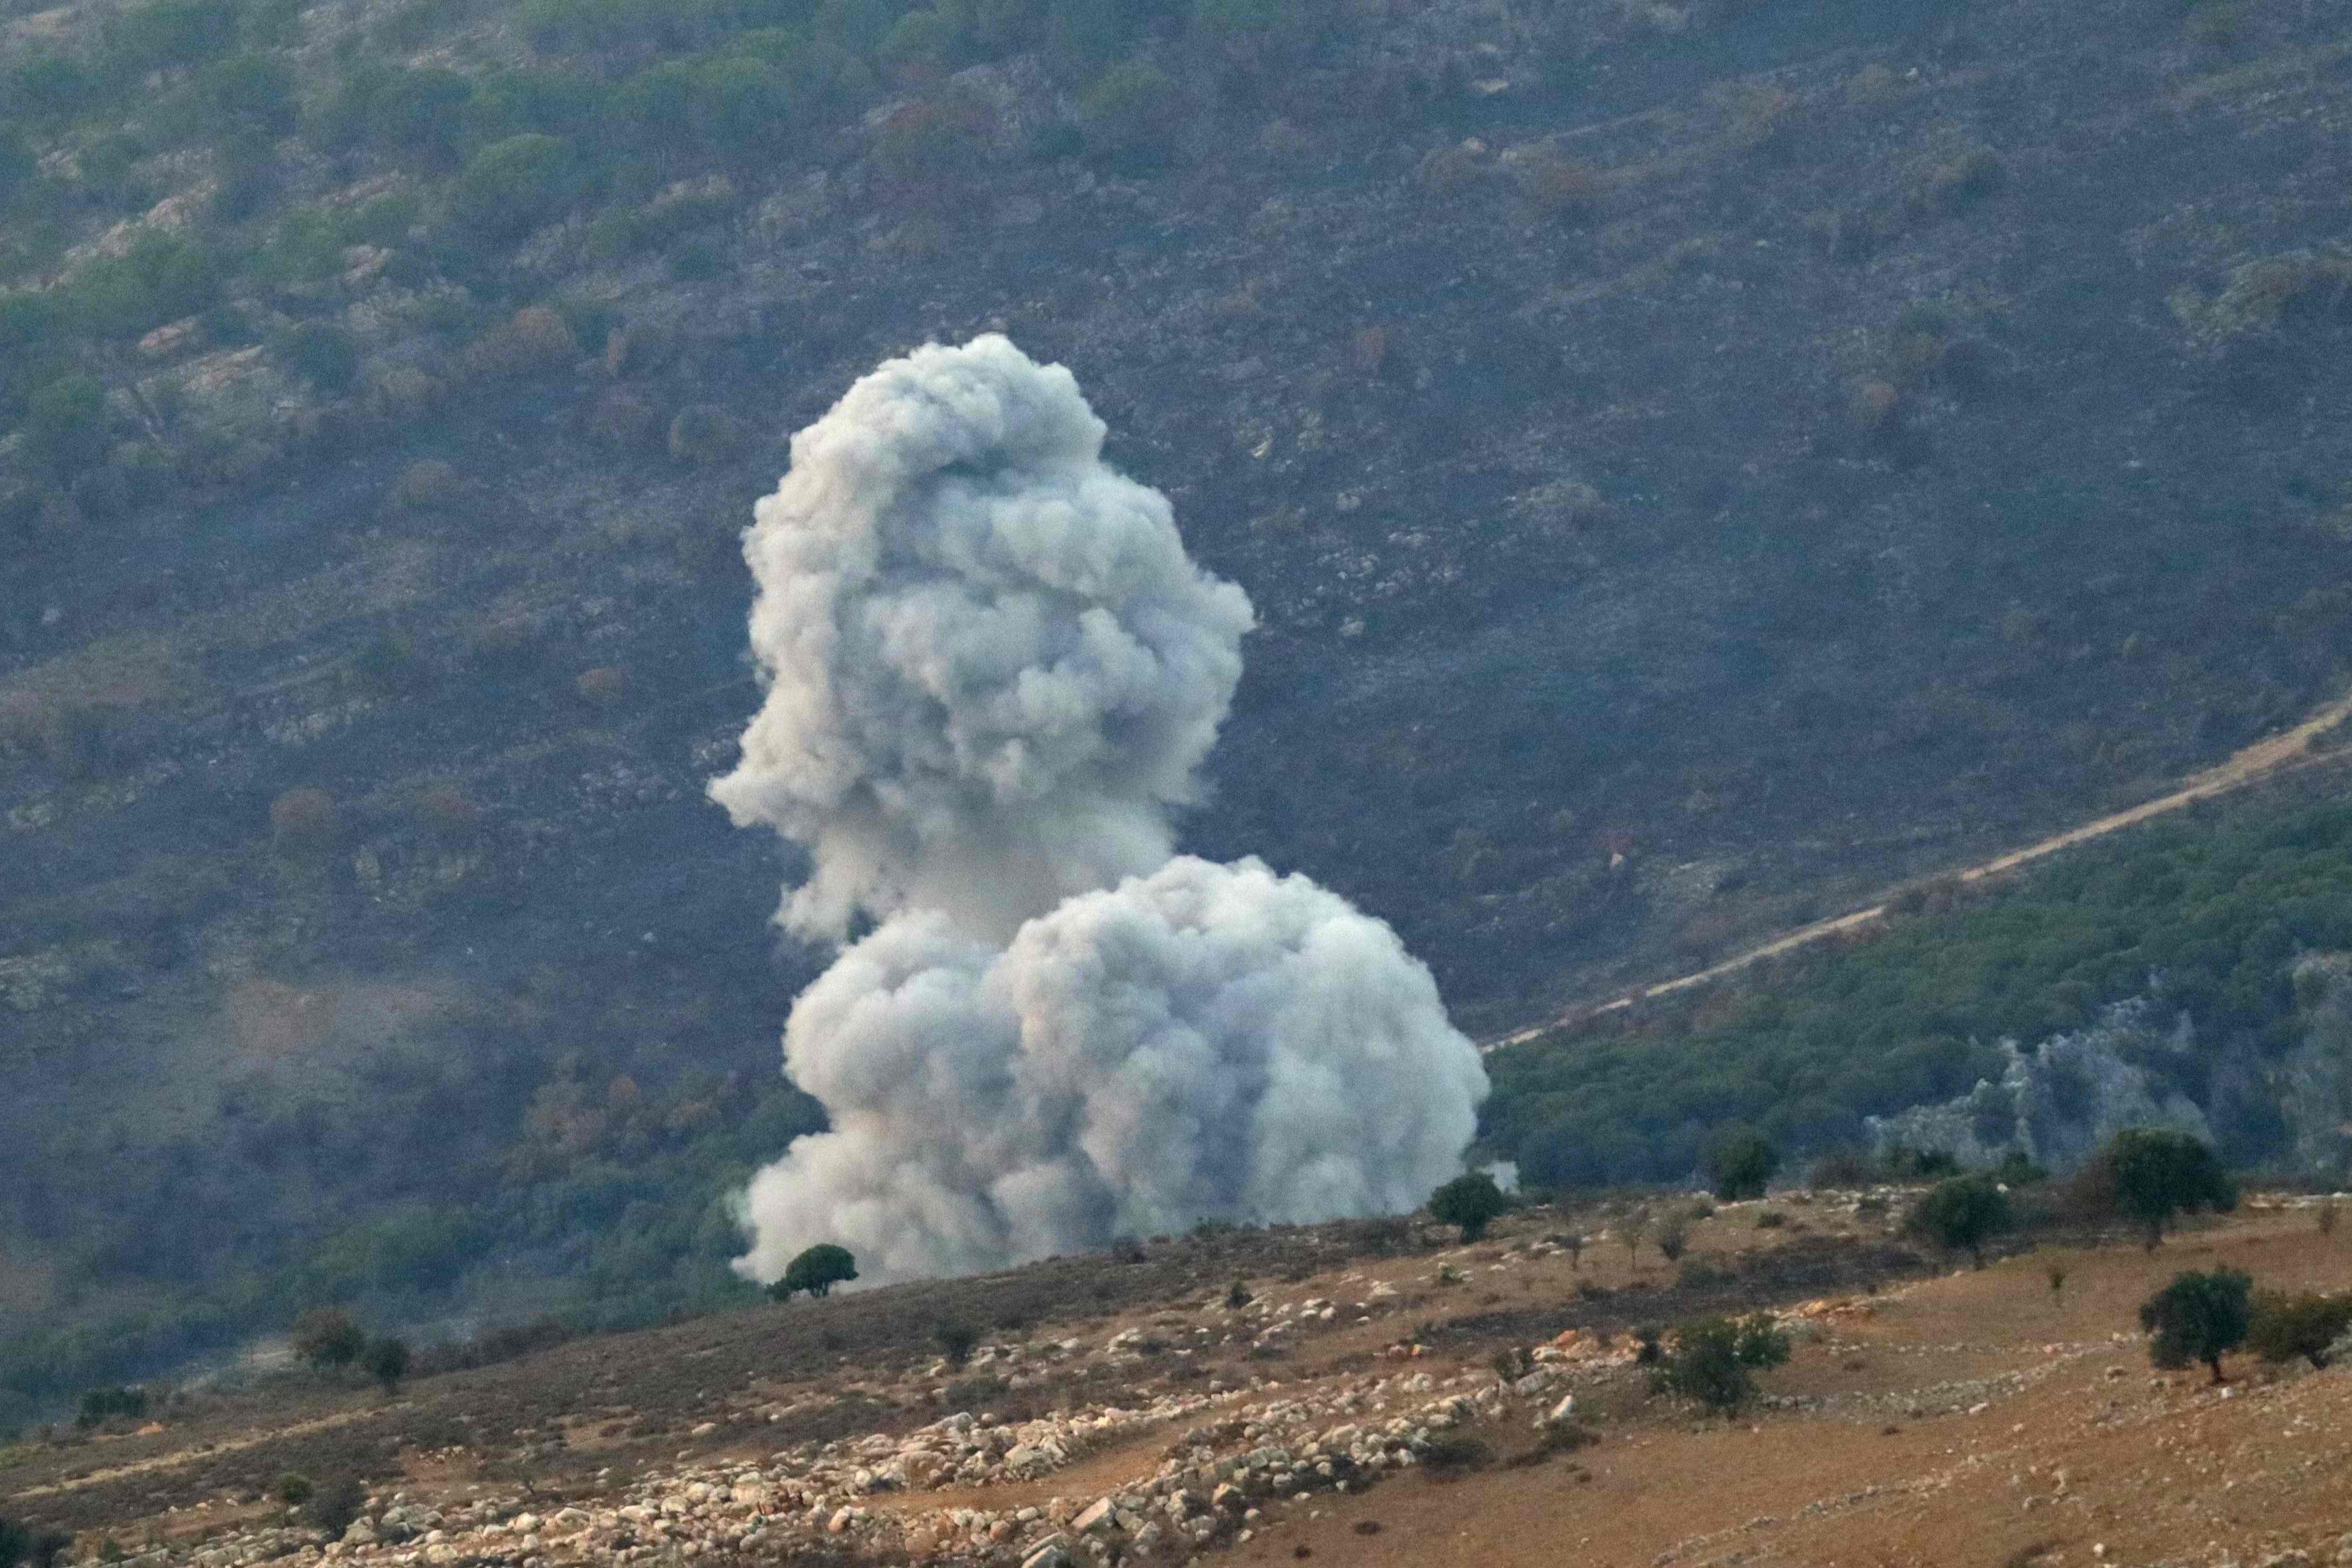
<box><xmin>2246</xmin><ymin>1289</ymin><xmax>2352</xmax><ymax>1370</ymax></box>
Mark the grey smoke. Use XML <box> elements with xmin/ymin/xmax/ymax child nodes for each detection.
<box><xmin>717</xmin><ymin>338</ymin><xmax>1486</xmax><ymax>1285</ymax></box>
<box><xmin>733</xmin><ymin>856</ymin><xmax>1488</xmax><ymax>1284</ymax></box>
<box><xmin>708</xmin><ymin>334</ymin><xmax>1254</xmax><ymax>943</ymax></box>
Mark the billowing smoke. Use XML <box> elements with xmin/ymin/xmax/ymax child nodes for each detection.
<box><xmin>708</xmin><ymin>335</ymin><xmax>1254</xmax><ymax>943</ymax></box>
<box><xmin>733</xmin><ymin>856</ymin><xmax>1486</xmax><ymax>1283</ymax></box>
<box><xmin>719</xmin><ymin>338</ymin><xmax>1486</xmax><ymax>1284</ymax></box>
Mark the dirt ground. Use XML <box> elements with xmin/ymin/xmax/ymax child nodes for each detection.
<box><xmin>11</xmin><ymin>1199</ymin><xmax>2351</xmax><ymax>1568</ymax></box>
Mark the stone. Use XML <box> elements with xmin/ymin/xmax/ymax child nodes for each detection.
<box><xmin>1072</xmin><ymin>1500</ymin><xmax>1115</xmax><ymax>1534</ymax></box>
<box><xmin>1021</xmin><ymin>1535</ymin><xmax>1073</xmax><ymax>1568</ymax></box>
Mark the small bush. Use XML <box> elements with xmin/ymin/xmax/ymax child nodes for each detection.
<box><xmin>76</xmin><ymin>1385</ymin><xmax>149</xmax><ymax>1427</ymax></box>
<box><xmin>1077</xmin><ymin>59</ymin><xmax>1183</xmax><ymax>172</ymax></box>
<box><xmin>291</xmin><ymin>1307</ymin><xmax>365</xmax><ymax>1370</ymax></box>
<box><xmin>934</xmin><ymin>1321</ymin><xmax>980</xmax><ymax>1366</ymax></box>
<box><xmin>464</xmin><ymin>306</ymin><xmax>581</xmax><ymax>380</ymax></box>
<box><xmin>389</xmin><ymin>459</ymin><xmax>464</xmax><ymax>513</ymax></box>
<box><xmin>1915</xmin><ymin>145</ymin><xmax>2004</xmax><ymax>217</ymax></box>
<box><xmin>1418</xmin><ymin>1433</ymin><xmax>1491</xmax><ymax>1476</ymax></box>
<box><xmin>2140</xmin><ymin>1268</ymin><xmax>2251</xmax><ymax>1383</ymax></box>
<box><xmin>453</xmin><ymin>134</ymin><xmax>582</xmax><ymax>240</ymax></box>
<box><xmin>575</xmin><ymin>665</ymin><xmax>631</xmax><ymax>705</ymax></box>
<box><xmin>303</xmin><ymin>1475</ymin><xmax>368</xmax><ymax>1539</ymax></box>
<box><xmin>269</xmin><ymin>787</ymin><xmax>339</xmax><ymax>855</ymax></box>
<box><xmin>1703</xmin><ymin>1127</ymin><xmax>1779</xmax><ymax>1200</ymax></box>
<box><xmin>2247</xmin><ymin>1289</ymin><xmax>2352</xmax><ymax>1370</ymax></box>
<box><xmin>275</xmin><ymin>1472</ymin><xmax>314</xmax><ymax>1507</ymax></box>
<box><xmin>1651</xmin><ymin>1314</ymin><xmax>1789</xmax><ymax>1411</ymax></box>
<box><xmin>668</xmin><ymin>404</ymin><xmax>742</xmax><ymax>465</ymax></box>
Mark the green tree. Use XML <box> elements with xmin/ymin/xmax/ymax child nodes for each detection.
<box><xmin>1702</xmin><ymin>1126</ymin><xmax>1780</xmax><ymax>1200</ymax></box>
<box><xmin>769</xmin><ymin>1242</ymin><xmax>859</xmax><ymax>1300</ymax></box>
<box><xmin>1427</xmin><ymin>1171</ymin><xmax>1509</xmax><ymax>1242</ymax></box>
<box><xmin>25</xmin><ymin>376</ymin><xmax>109</xmax><ymax>476</ymax></box>
<box><xmin>2139</xmin><ymin>1268</ymin><xmax>2251</xmax><ymax>1384</ymax></box>
<box><xmin>1903</xmin><ymin>1173</ymin><xmax>2011</xmax><ymax>1268</ymax></box>
<box><xmin>290</xmin><ymin>1307</ymin><xmax>366</xmax><ymax>1370</ymax></box>
<box><xmin>2247</xmin><ymin>1289</ymin><xmax>2352</xmax><ymax>1370</ymax></box>
<box><xmin>2092</xmin><ymin>1128</ymin><xmax>2235</xmax><ymax>1249</ymax></box>
<box><xmin>453</xmin><ymin>134</ymin><xmax>581</xmax><ymax>240</ymax></box>
<box><xmin>1076</xmin><ymin>58</ymin><xmax>1181</xmax><ymax>172</ymax></box>
<box><xmin>361</xmin><ymin>1335</ymin><xmax>410</xmax><ymax>1393</ymax></box>
<box><xmin>1650</xmin><ymin>1314</ymin><xmax>1790</xmax><ymax>1412</ymax></box>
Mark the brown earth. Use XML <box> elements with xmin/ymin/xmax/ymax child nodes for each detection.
<box><xmin>11</xmin><ymin>1199</ymin><xmax>2352</xmax><ymax>1568</ymax></box>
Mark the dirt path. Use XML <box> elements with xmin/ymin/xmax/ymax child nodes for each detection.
<box><xmin>1485</xmin><ymin>686</ymin><xmax>2352</xmax><ymax>1051</ymax></box>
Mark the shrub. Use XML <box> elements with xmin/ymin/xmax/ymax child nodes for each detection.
<box><xmin>25</xmin><ymin>376</ymin><xmax>110</xmax><ymax>476</ymax></box>
<box><xmin>361</xmin><ymin>1335</ymin><xmax>410</xmax><ymax>1393</ymax></box>
<box><xmin>76</xmin><ymin>1384</ymin><xmax>149</xmax><ymax>1427</ymax></box>
<box><xmin>576</xmin><ymin>665</ymin><xmax>631</xmax><ymax>705</ymax></box>
<box><xmin>290</xmin><ymin>1307</ymin><xmax>366</xmax><ymax>1370</ymax></box>
<box><xmin>668</xmin><ymin>404</ymin><xmax>742</xmax><ymax>464</ymax></box>
<box><xmin>452</xmin><ymin>134</ymin><xmax>581</xmax><ymax>240</ymax></box>
<box><xmin>303</xmin><ymin>1475</ymin><xmax>368</xmax><ymax>1539</ymax></box>
<box><xmin>1428</xmin><ymin>1171</ymin><xmax>1509</xmax><ymax>1241</ymax></box>
<box><xmin>389</xmin><ymin>459</ymin><xmax>464</xmax><ymax>513</ymax></box>
<box><xmin>1651</xmin><ymin>1314</ymin><xmax>1788</xmax><ymax>1411</ymax></box>
<box><xmin>773</xmin><ymin>1242</ymin><xmax>858</xmax><ymax>1300</ymax></box>
<box><xmin>1915</xmin><ymin>145</ymin><xmax>2003</xmax><ymax>217</ymax></box>
<box><xmin>1654</xmin><ymin>1216</ymin><xmax>1689</xmax><ymax>1264</ymax></box>
<box><xmin>274</xmin><ymin>322</ymin><xmax>360</xmax><ymax>393</ymax></box>
<box><xmin>0</xmin><ymin>1517</ymin><xmax>70</xmax><ymax>1568</ymax></box>
<box><xmin>269</xmin><ymin>787</ymin><xmax>339</xmax><ymax>855</ymax></box>
<box><xmin>2246</xmin><ymin>1290</ymin><xmax>2352</xmax><ymax>1370</ymax></box>
<box><xmin>1903</xmin><ymin>1173</ymin><xmax>2010</xmax><ymax>1268</ymax></box>
<box><xmin>275</xmin><ymin>1472</ymin><xmax>314</xmax><ymax>1507</ymax></box>
<box><xmin>2139</xmin><ymin>1268</ymin><xmax>2251</xmax><ymax>1383</ymax></box>
<box><xmin>464</xmin><ymin>306</ymin><xmax>581</xmax><ymax>380</ymax></box>
<box><xmin>1418</xmin><ymin>1432</ymin><xmax>1491</xmax><ymax>1476</ymax></box>
<box><xmin>2081</xmin><ymin>1128</ymin><xmax>2235</xmax><ymax>1249</ymax></box>
<box><xmin>1702</xmin><ymin>1126</ymin><xmax>1779</xmax><ymax>1200</ymax></box>
<box><xmin>1077</xmin><ymin>59</ymin><xmax>1183</xmax><ymax>172</ymax></box>
<box><xmin>934</xmin><ymin>1320</ymin><xmax>980</xmax><ymax>1365</ymax></box>
<box><xmin>68</xmin><ymin>232</ymin><xmax>217</xmax><ymax>338</ymax></box>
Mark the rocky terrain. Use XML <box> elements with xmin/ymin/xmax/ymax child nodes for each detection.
<box><xmin>11</xmin><ymin>1195</ymin><xmax>2352</xmax><ymax>1568</ymax></box>
<box><xmin>10</xmin><ymin>0</ymin><xmax>2352</xmax><ymax>1409</ymax></box>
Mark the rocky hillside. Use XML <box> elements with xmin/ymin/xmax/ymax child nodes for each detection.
<box><xmin>6</xmin><ymin>0</ymin><xmax>2352</xmax><ymax>1408</ymax></box>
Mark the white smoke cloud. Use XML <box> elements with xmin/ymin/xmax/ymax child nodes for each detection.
<box><xmin>733</xmin><ymin>857</ymin><xmax>1488</xmax><ymax>1284</ymax></box>
<box><xmin>718</xmin><ymin>338</ymin><xmax>1486</xmax><ymax>1285</ymax></box>
<box><xmin>708</xmin><ymin>334</ymin><xmax>1254</xmax><ymax>943</ymax></box>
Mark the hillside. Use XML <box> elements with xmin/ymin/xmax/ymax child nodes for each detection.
<box><xmin>9</xmin><ymin>1194</ymin><xmax>2352</xmax><ymax>1568</ymax></box>
<box><xmin>7</xmin><ymin>0</ymin><xmax>2352</xmax><ymax>1410</ymax></box>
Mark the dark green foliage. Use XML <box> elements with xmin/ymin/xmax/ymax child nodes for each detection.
<box><xmin>10</xmin><ymin>56</ymin><xmax>98</xmax><ymax>122</ymax></box>
<box><xmin>0</xmin><ymin>1518</ymin><xmax>70</xmax><ymax>1568</ymax></box>
<box><xmin>933</xmin><ymin>1320</ymin><xmax>980</xmax><ymax>1365</ymax></box>
<box><xmin>105</xmin><ymin>0</ymin><xmax>241</xmax><ymax>77</ymax></box>
<box><xmin>275</xmin><ymin>1472</ymin><xmax>315</xmax><ymax>1507</ymax></box>
<box><xmin>770</xmin><ymin>1242</ymin><xmax>859</xmax><ymax>1299</ymax></box>
<box><xmin>274</xmin><ymin>322</ymin><xmax>360</xmax><ymax>393</ymax></box>
<box><xmin>2246</xmin><ymin>1289</ymin><xmax>2352</xmax><ymax>1369</ymax></box>
<box><xmin>2139</xmin><ymin>1268</ymin><xmax>2251</xmax><ymax>1382</ymax></box>
<box><xmin>1903</xmin><ymin>1173</ymin><xmax>2011</xmax><ymax>1268</ymax></box>
<box><xmin>1702</xmin><ymin>1126</ymin><xmax>1779</xmax><ymax>1200</ymax></box>
<box><xmin>361</xmin><ymin>1335</ymin><xmax>410</xmax><ymax>1392</ymax></box>
<box><xmin>199</xmin><ymin>53</ymin><xmax>299</xmax><ymax>137</ymax></box>
<box><xmin>25</xmin><ymin>376</ymin><xmax>110</xmax><ymax>477</ymax></box>
<box><xmin>1077</xmin><ymin>58</ymin><xmax>1183</xmax><ymax>171</ymax></box>
<box><xmin>68</xmin><ymin>232</ymin><xmax>216</xmax><ymax>338</ymax></box>
<box><xmin>1486</xmin><ymin>800</ymin><xmax>2352</xmax><ymax>1190</ymax></box>
<box><xmin>290</xmin><ymin>1307</ymin><xmax>366</xmax><ymax>1370</ymax></box>
<box><xmin>2087</xmin><ymin>1128</ymin><xmax>2235</xmax><ymax>1248</ymax></box>
<box><xmin>453</xmin><ymin>133</ymin><xmax>582</xmax><ymax>240</ymax></box>
<box><xmin>1650</xmin><ymin>1313</ymin><xmax>1790</xmax><ymax>1411</ymax></box>
<box><xmin>303</xmin><ymin>1476</ymin><xmax>369</xmax><ymax>1539</ymax></box>
<box><xmin>75</xmin><ymin>1383</ymin><xmax>148</xmax><ymax>1426</ymax></box>
<box><xmin>1428</xmin><ymin>1171</ymin><xmax>1509</xmax><ymax>1241</ymax></box>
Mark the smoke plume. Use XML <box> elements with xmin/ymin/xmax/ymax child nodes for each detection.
<box><xmin>708</xmin><ymin>335</ymin><xmax>1254</xmax><ymax>943</ymax></box>
<box><xmin>719</xmin><ymin>338</ymin><xmax>1486</xmax><ymax>1284</ymax></box>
